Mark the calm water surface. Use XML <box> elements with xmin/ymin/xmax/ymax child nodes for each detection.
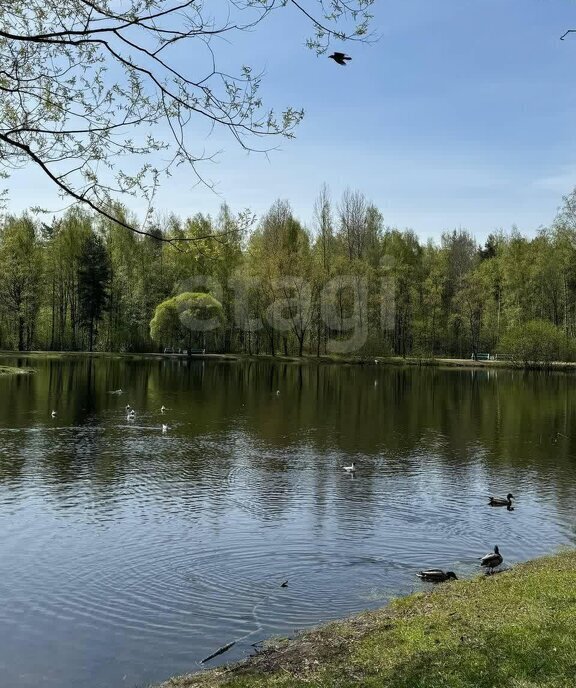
<box><xmin>0</xmin><ymin>356</ymin><xmax>575</xmax><ymax>687</ymax></box>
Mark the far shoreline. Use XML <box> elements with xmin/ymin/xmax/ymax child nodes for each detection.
<box><xmin>1</xmin><ymin>350</ymin><xmax>576</xmax><ymax>372</ymax></box>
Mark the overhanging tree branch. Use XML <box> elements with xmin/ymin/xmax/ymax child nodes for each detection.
<box><xmin>0</xmin><ymin>0</ymin><xmax>374</xmax><ymax>241</ymax></box>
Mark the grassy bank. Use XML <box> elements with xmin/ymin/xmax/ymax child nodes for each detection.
<box><xmin>2</xmin><ymin>350</ymin><xmax>576</xmax><ymax>371</ymax></box>
<box><xmin>0</xmin><ymin>365</ymin><xmax>33</xmax><ymax>375</ymax></box>
<box><xmin>159</xmin><ymin>551</ymin><xmax>576</xmax><ymax>688</ymax></box>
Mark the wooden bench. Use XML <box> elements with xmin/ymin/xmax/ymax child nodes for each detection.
<box><xmin>471</xmin><ymin>352</ymin><xmax>492</xmax><ymax>361</ymax></box>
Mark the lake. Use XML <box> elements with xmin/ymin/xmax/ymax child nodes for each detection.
<box><xmin>0</xmin><ymin>356</ymin><xmax>575</xmax><ymax>687</ymax></box>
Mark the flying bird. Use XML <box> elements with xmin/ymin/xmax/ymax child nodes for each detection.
<box><xmin>329</xmin><ymin>52</ymin><xmax>352</xmax><ymax>66</ymax></box>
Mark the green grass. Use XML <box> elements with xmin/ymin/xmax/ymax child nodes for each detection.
<box><xmin>4</xmin><ymin>350</ymin><xmax>576</xmax><ymax>372</ymax></box>
<box><xmin>4</xmin><ymin>349</ymin><xmax>576</xmax><ymax>371</ymax></box>
<box><xmin>159</xmin><ymin>551</ymin><xmax>576</xmax><ymax>688</ymax></box>
<box><xmin>0</xmin><ymin>365</ymin><xmax>33</xmax><ymax>375</ymax></box>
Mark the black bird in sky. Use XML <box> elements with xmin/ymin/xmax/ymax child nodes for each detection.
<box><xmin>328</xmin><ymin>52</ymin><xmax>352</xmax><ymax>66</ymax></box>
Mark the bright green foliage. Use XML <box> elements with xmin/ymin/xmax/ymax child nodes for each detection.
<box><xmin>4</xmin><ymin>187</ymin><xmax>576</xmax><ymax>356</ymax></box>
<box><xmin>150</xmin><ymin>292</ymin><xmax>224</xmax><ymax>350</ymax></box>
<box><xmin>0</xmin><ymin>215</ymin><xmax>42</xmax><ymax>350</ymax></box>
<box><xmin>246</xmin><ymin>200</ymin><xmax>314</xmax><ymax>356</ymax></box>
<box><xmin>149</xmin><ymin>299</ymin><xmax>184</xmax><ymax>349</ymax></box>
<box><xmin>500</xmin><ymin>320</ymin><xmax>573</xmax><ymax>365</ymax></box>
<box><xmin>39</xmin><ymin>207</ymin><xmax>92</xmax><ymax>349</ymax></box>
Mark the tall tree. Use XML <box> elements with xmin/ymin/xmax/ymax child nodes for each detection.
<box><xmin>0</xmin><ymin>215</ymin><xmax>42</xmax><ymax>350</ymax></box>
<box><xmin>314</xmin><ymin>184</ymin><xmax>334</xmax><ymax>274</ymax></box>
<box><xmin>78</xmin><ymin>234</ymin><xmax>111</xmax><ymax>351</ymax></box>
<box><xmin>248</xmin><ymin>200</ymin><xmax>314</xmax><ymax>355</ymax></box>
<box><xmin>338</xmin><ymin>188</ymin><xmax>368</xmax><ymax>261</ymax></box>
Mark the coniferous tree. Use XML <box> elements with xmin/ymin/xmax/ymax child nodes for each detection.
<box><xmin>78</xmin><ymin>234</ymin><xmax>111</xmax><ymax>351</ymax></box>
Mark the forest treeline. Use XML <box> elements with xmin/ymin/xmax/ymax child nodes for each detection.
<box><xmin>2</xmin><ymin>186</ymin><xmax>576</xmax><ymax>360</ymax></box>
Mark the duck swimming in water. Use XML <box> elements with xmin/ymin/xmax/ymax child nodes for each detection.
<box><xmin>489</xmin><ymin>493</ymin><xmax>514</xmax><ymax>507</ymax></box>
<box><xmin>416</xmin><ymin>569</ymin><xmax>458</xmax><ymax>583</ymax></box>
<box><xmin>343</xmin><ymin>462</ymin><xmax>356</xmax><ymax>473</ymax></box>
<box><xmin>480</xmin><ymin>545</ymin><xmax>503</xmax><ymax>574</ymax></box>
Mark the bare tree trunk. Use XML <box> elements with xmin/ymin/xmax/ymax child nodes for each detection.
<box><xmin>50</xmin><ymin>278</ymin><xmax>56</xmax><ymax>349</ymax></box>
<box><xmin>18</xmin><ymin>315</ymin><xmax>25</xmax><ymax>351</ymax></box>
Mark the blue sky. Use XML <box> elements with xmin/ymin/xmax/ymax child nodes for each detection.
<box><xmin>7</xmin><ymin>0</ymin><xmax>576</xmax><ymax>241</ymax></box>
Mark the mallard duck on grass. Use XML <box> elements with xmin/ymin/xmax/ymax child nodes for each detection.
<box><xmin>480</xmin><ymin>545</ymin><xmax>503</xmax><ymax>574</ymax></box>
<box><xmin>416</xmin><ymin>569</ymin><xmax>458</xmax><ymax>583</ymax></box>
<box><xmin>489</xmin><ymin>493</ymin><xmax>514</xmax><ymax>507</ymax></box>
